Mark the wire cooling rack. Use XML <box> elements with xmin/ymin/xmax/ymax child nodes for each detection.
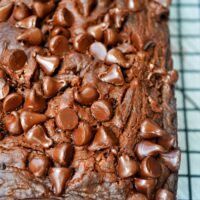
<box><xmin>169</xmin><ymin>0</ymin><xmax>200</xmax><ymax>199</ymax></box>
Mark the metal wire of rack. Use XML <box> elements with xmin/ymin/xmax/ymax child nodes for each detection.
<box><xmin>170</xmin><ymin>0</ymin><xmax>200</xmax><ymax>199</ymax></box>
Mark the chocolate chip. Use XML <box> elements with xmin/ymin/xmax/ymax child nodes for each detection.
<box><xmin>106</xmin><ymin>48</ymin><xmax>129</xmax><ymax>68</ymax></box>
<box><xmin>1</xmin><ymin>49</ymin><xmax>27</xmax><ymax>71</ymax></box>
<box><xmin>24</xmin><ymin>89</ymin><xmax>46</xmax><ymax>113</ymax></box>
<box><xmin>109</xmin><ymin>8</ymin><xmax>128</xmax><ymax>28</ymax></box>
<box><xmin>48</xmin><ymin>143</ymin><xmax>74</xmax><ymax>166</ymax></box>
<box><xmin>42</xmin><ymin>76</ymin><xmax>67</xmax><ymax>98</ymax></box>
<box><xmin>140</xmin><ymin>119</ymin><xmax>166</xmax><ymax>138</ymax></box>
<box><xmin>98</xmin><ymin>64</ymin><xmax>124</xmax><ymax>86</ymax></box>
<box><xmin>17</xmin><ymin>28</ymin><xmax>43</xmax><ymax>46</ymax></box>
<box><xmin>104</xmin><ymin>28</ymin><xmax>118</xmax><ymax>46</ymax></box>
<box><xmin>56</xmin><ymin>108</ymin><xmax>78</xmax><ymax>130</ymax></box>
<box><xmin>3</xmin><ymin>111</ymin><xmax>23</xmax><ymax>135</ymax></box>
<box><xmin>16</xmin><ymin>15</ymin><xmax>37</xmax><ymax>29</ymax></box>
<box><xmin>160</xmin><ymin>149</ymin><xmax>181</xmax><ymax>172</ymax></box>
<box><xmin>53</xmin><ymin>7</ymin><xmax>73</xmax><ymax>27</ymax></box>
<box><xmin>29</xmin><ymin>155</ymin><xmax>49</xmax><ymax>177</ymax></box>
<box><xmin>156</xmin><ymin>189</ymin><xmax>174</xmax><ymax>200</ymax></box>
<box><xmin>25</xmin><ymin>125</ymin><xmax>52</xmax><ymax>148</ymax></box>
<box><xmin>118</xmin><ymin>155</ymin><xmax>139</xmax><ymax>178</ymax></box>
<box><xmin>0</xmin><ymin>2</ymin><xmax>14</xmax><ymax>22</ymax></box>
<box><xmin>73</xmin><ymin>122</ymin><xmax>93</xmax><ymax>146</ymax></box>
<box><xmin>87</xmin><ymin>22</ymin><xmax>108</xmax><ymax>41</ymax></box>
<box><xmin>77</xmin><ymin>0</ymin><xmax>97</xmax><ymax>16</ymax></box>
<box><xmin>140</xmin><ymin>156</ymin><xmax>162</xmax><ymax>178</ymax></box>
<box><xmin>0</xmin><ymin>78</ymin><xmax>9</xmax><ymax>100</ymax></box>
<box><xmin>36</xmin><ymin>54</ymin><xmax>60</xmax><ymax>75</ymax></box>
<box><xmin>89</xmin><ymin>126</ymin><xmax>118</xmax><ymax>151</ymax></box>
<box><xmin>3</xmin><ymin>93</ymin><xmax>23</xmax><ymax>112</ymax></box>
<box><xmin>49</xmin><ymin>167</ymin><xmax>72</xmax><ymax>195</ymax></box>
<box><xmin>13</xmin><ymin>2</ymin><xmax>31</xmax><ymax>21</ymax></box>
<box><xmin>51</xmin><ymin>26</ymin><xmax>71</xmax><ymax>38</ymax></box>
<box><xmin>20</xmin><ymin>111</ymin><xmax>47</xmax><ymax>131</ymax></box>
<box><xmin>49</xmin><ymin>35</ymin><xmax>69</xmax><ymax>56</ymax></box>
<box><xmin>33</xmin><ymin>0</ymin><xmax>54</xmax><ymax>18</ymax></box>
<box><xmin>127</xmin><ymin>193</ymin><xmax>148</xmax><ymax>200</ymax></box>
<box><xmin>91</xmin><ymin>100</ymin><xmax>113</xmax><ymax>122</ymax></box>
<box><xmin>134</xmin><ymin>178</ymin><xmax>157</xmax><ymax>194</ymax></box>
<box><xmin>74</xmin><ymin>85</ymin><xmax>99</xmax><ymax>106</ymax></box>
<box><xmin>135</xmin><ymin>140</ymin><xmax>166</xmax><ymax>160</ymax></box>
<box><xmin>89</xmin><ymin>42</ymin><xmax>107</xmax><ymax>61</ymax></box>
<box><xmin>73</xmin><ymin>33</ymin><xmax>94</xmax><ymax>53</ymax></box>
<box><xmin>158</xmin><ymin>134</ymin><xmax>176</xmax><ymax>150</ymax></box>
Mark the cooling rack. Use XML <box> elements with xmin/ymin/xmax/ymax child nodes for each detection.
<box><xmin>170</xmin><ymin>0</ymin><xmax>200</xmax><ymax>199</ymax></box>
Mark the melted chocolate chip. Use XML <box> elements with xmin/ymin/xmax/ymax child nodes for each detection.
<box><xmin>29</xmin><ymin>155</ymin><xmax>49</xmax><ymax>177</ymax></box>
<box><xmin>156</xmin><ymin>189</ymin><xmax>174</xmax><ymax>200</ymax></box>
<box><xmin>89</xmin><ymin>42</ymin><xmax>107</xmax><ymax>61</ymax></box>
<box><xmin>140</xmin><ymin>119</ymin><xmax>166</xmax><ymax>138</ymax></box>
<box><xmin>49</xmin><ymin>167</ymin><xmax>72</xmax><ymax>195</ymax></box>
<box><xmin>160</xmin><ymin>149</ymin><xmax>181</xmax><ymax>172</ymax></box>
<box><xmin>3</xmin><ymin>111</ymin><xmax>23</xmax><ymax>135</ymax></box>
<box><xmin>24</xmin><ymin>89</ymin><xmax>46</xmax><ymax>113</ymax></box>
<box><xmin>20</xmin><ymin>111</ymin><xmax>47</xmax><ymax>131</ymax></box>
<box><xmin>104</xmin><ymin>28</ymin><xmax>119</xmax><ymax>46</ymax></box>
<box><xmin>56</xmin><ymin>108</ymin><xmax>78</xmax><ymax>130</ymax></box>
<box><xmin>73</xmin><ymin>122</ymin><xmax>93</xmax><ymax>146</ymax></box>
<box><xmin>49</xmin><ymin>35</ymin><xmax>69</xmax><ymax>56</ymax></box>
<box><xmin>87</xmin><ymin>23</ymin><xmax>108</xmax><ymax>41</ymax></box>
<box><xmin>77</xmin><ymin>0</ymin><xmax>97</xmax><ymax>16</ymax></box>
<box><xmin>51</xmin><ymin>26</ymin><xmax>71</xmax><ymax>38</ymax></box>
<box><xmin>48</xmin><ymin>143</ymin><xmax>74</xmax><ymax>166</ymax></box>
<box><xmin>134</xmin><ymin>178</ymin><xmax>157</xmax><ymax>194</ymax></box>
<box><xmin>140</xmin><ymin>156</ymin><xmax>162</xmax><ymax>178</ymax></box>
<box><xmin>91</xmin><ymin>100</ymin><xmax>113</xmax><ymax>122</ymax></box>
<box><xmin>3</xmin><ymin>93</ymin><xmax>23</xmax><ymax>112</ymax></box>
<box><xmin>98</xmin><ymin>64</ymin><xmax>124</xmax><ymax>86</ymax></box>
<box><xmin>43</xmin><ymin>76</ymin><xmax>67</xmax><ymax>98</ymax></box>
<box><xmin>17</xmin><ymin>28</ymin><xmax>43</xmax><ymax>46</ymax></box>
<box><xmin>89</xmin><ymin>126</ymin><xmax>118</xmax><ymax>151</ymax></box>
<box><xmin>158</xmin><ymin>134</ymin><xmax>176</xmax><ymax>150</ymax></box>
<box><xmin>16</xmin><ymin>15</ymin><xmax>37</xmax><ymax>29</ymax></box>
<box><xmin>73</xmin><ymin>33</ymin><xmax>94</xmax><ymax>53</ymax></box>
<box><xmin>25</xmin><ymin>125</ymin><xmax>53</xmax><ymax>148</ymax></box>
<box><xmin>74</xmin><ymin>85</ymin><xmax>99</xmax><ymax>106</ymax></box>
<box><xmin>1</xmin><ymin>49</ymin><xmax>27</xmax><ymax>71</ymax></box>
<box><xmin>136</xmin><ymin>140</ymin><xmax>166</xmax><ymax>160</ymax></box>
<box><xmin>106</xmin><ymin>48</ymin><xmax>129</xmax><ymax>68</ymax></box>
<box><xmin>36</xmin><ymin>54</ymin><xmax>60</xmax><ymax>75</ymax></box>
<box><xmin>118</xmin><ymin>155</ymin><xmax>139</xmax><ymax>178</ymax></box>
<box><xmin>33</xmin><ymin>0</ymin><xmax>54</xmax><ymax>18</ymax></box>
<box><xmin>13</xmin><ymin>2</ymin><xmax>31</xmax><ymax>21</ymax></box>
<box><xmin>53</xmin><ymin>7</ymin><xmax>73</xmax><ymax>27</ymax></box>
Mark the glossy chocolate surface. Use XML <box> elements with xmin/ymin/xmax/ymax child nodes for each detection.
<box><xmin>0</xmin><ymin>0</ymin><xmax>179</xmax><ymax>199</ymax></box>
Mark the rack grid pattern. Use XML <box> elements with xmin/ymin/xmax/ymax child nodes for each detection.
<box><xmin>170</xmin><ymin>0</ymin><xmax>200</xmax><ymax>199</ymax></box>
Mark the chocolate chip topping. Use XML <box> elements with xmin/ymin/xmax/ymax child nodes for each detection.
<box><xmin>13</xmin><ymin>2</ymin><xmax>31</xmax><ymax>21</ymax></box>
<box><xmin>91</xmin><ymin>100</ymin><xmax>113</xmax><ymax>122</ymax></box>
<box><xmin>29</xmin><ymin>154</ymin><xmax>50</xmax><ymax>177</ymax></box>
<box><xmin>56</xmin><ymin>108</ymin><xmax>78</xmax><ymax>130</ymax></box>
<box><xmin>0</xmin><ymin>0</ymin><xmax>179</xmax><ymax>198</ymax></box>
<box><xmin>3</xmin><ymin>93</ymin><xmax>23</xmax><ymax>112</ymax></box>
<box><xmin>0</xmin><ymin>2</ymin><xmax>14</xmax><ymax>22</ymax></box>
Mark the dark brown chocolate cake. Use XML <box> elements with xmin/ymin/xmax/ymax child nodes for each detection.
<box><xmin>0</xmin><ymin>0</ymin><xmax>180</xmax><ymax>199</ymax></box>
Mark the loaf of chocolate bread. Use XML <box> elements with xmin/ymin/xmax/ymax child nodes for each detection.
<box><xmin>0</xmin><ymin>0</ymin><xmax>180</xmax><ymax>199</ymax></box>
